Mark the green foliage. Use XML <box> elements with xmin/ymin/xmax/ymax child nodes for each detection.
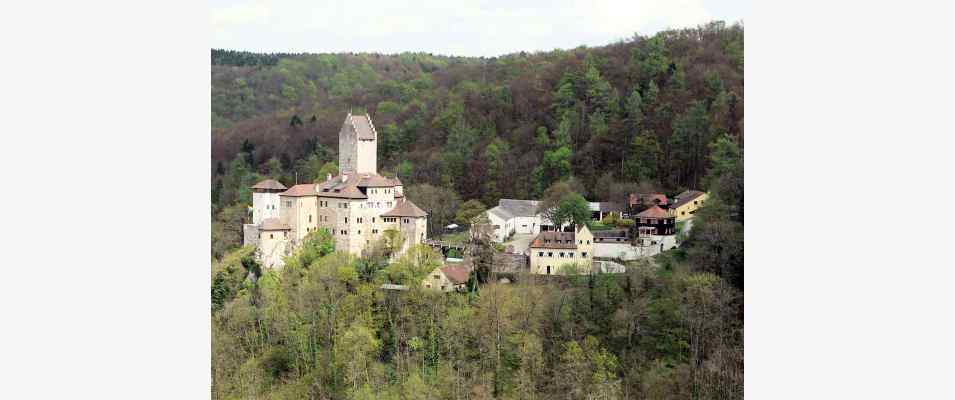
<box><xmin>552</xmin><ymin>192</ymin><xmax>591</xmax><ymax>228</ymax></box>
<box><xmin>454</xmin><ymin>199</ymin><xmax>487</xmax><ymax>226</ymax></box>
<box><xmin>284</xmin><ymin>228</ymin><xmax>335</xmax><ymax>271</ymax></box>
<box><xmin>212</xmin><ymin>24</ymin><xmax>745</xmax><ymax>398</ymax></box>
<box><xmin>623</xmin><ymin>131</ymin><xmax>661</xmax><ymax>183</ymax></box>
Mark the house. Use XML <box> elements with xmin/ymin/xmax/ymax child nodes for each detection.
<box><xmin>588</xmin><ymin>202</ymin><xmax>624</xmax><ymax>221</ymax></box>
<box><xmin>669</xmin><ymin>190</ymin><xmax>708</xmax><ymax>221</ymax></box>
<box><xmin>628</xmin><ymin>193</ymin><xmax>669</xmax><ymax>217</ymax></box>
<box><xmin>484</xmin><ymin>199</ymin><xmax>547</xmax><ymax>242</ymax></box>
<box><xmin>243</xmin><ymin>112</ymin><xmax>429</xmax><ymax>268</ymax></box>
<box><xmin>528</xmin><ymin>225</ymin><xmax>594</xmax><ymax>275</ymax></box>
<box><xmin>634</xmin><ymin>205</ymin><xmax>677</xmax><ymax>252</ymax></box>
<box><xmin>422</xmin><ymin>265</ymin><xmax>470</xmax><ymax>292</ymax></box>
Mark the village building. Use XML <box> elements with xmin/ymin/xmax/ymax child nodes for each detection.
<box><xmin>593</xmin><ymin>229</ymin><xmax>631</xmax><ymax>244</ymax></box>
<box><xmin>634</xmin><ymin>205</ymin><xmax>678</xmax><ymax>251</ymax></box>
<box><xmin>588</xmin><ymin>202</ymin><xmax>625</xmax><ymax>221</ymax></box>
<box><xmin>627</xmin><ymin>193</ymin><xmax>669</xmax><ymax>217</ymax></box>
<box><xmin>243</xmin><ymin>112</ymin><xmax>428</xmax><ymax>267</ymax></box>
<box><xmin>669</xmin><ymin>190</ymin><xmax>708</xmax><ymax>221</ymax></box>
<box><xmin>528</xmin><ymin>225</ymin><xmax>594</xmax><ymax>275</ymax></box>
<box><xmin>484</xmin><ymin>199</ymin><xmax>549</xmax><ymax>242</ymax></box>
<box><xmin>422</xmin><ymin>264</ymin><xmax>470</xmax><ymax>292</ymax></box>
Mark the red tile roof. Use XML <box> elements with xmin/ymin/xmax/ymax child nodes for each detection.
<box><xmin>381</xmin><ymin>199</ymin><xmax>427</xmax><ymax>217</ymax></box>
<box><xmin>260</xmin><ymin>218</ymin><xmax>290</xmax><ymax>230</ymax></box>
<box><xmin>440</xmin><ymin>265</ymin><xmax>470</xmax><ymax>285</ymax></box>
<box><xmin>635</xmin><ymin>205</ymin><xmax>672</xmax><ymax>219</ymax></box>
<box><xmin>280</xmin><ymin>183</ymin><xmax>320</xmax><ymax>197</ymax></box>
<box><xmin>530</xmin><ymin>231</ymin><xmax>578</xmax><ymax>249</ymax></box>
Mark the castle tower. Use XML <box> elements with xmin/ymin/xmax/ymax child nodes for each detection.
<box><xmin>249</xmin><ymin>179</ymin><xmax>287</xmax><ymax>225</ymax></box>
<box><xmin>339</xmin><ymin>112</ymin><xmax>378</xmax><ymax>175</ymax></box>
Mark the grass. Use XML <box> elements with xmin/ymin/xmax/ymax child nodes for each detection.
<box><xmin>437</xmin><ymin>231</ymin><xmax>469</xmax><ymax>245</ymax></box>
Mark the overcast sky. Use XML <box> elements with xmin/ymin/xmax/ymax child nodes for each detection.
<box><xmin>211</xmin><ymin>0</ymin><xmax>749</xmax><ymax>57</ymax></box>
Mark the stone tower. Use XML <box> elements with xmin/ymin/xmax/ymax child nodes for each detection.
<box><xmin>249</xmin><ymin>179</ymin><xmax>287</xmax><ymax>225</ymax></box>
<box><xmin>339</xmin><ymin>112</ymin><xmax>378</xmax><ymax>174</ymax></box>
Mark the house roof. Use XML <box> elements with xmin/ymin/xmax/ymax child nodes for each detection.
<box><xmin>530</xmin><ymin>231</ymin><xmax>578</xmax><ymax>249</ymax></box>
<box><xmin>280</xmin><ymin>183</ymin><xmax>320</xmax><ymax>197</ymax></box>
<box><xmin>440</xmin><ymin>265</ymin><xmax>470</xmax><ymax>285</ymax></box>
<box><xmin>357</xmin><ymin>174</ymin><xmax>396</xmax><ymax>187</ymax></box>
<box><xmin>381</xmin><ymin>199</ymin><xmax>427</xmax><ymax>217</ymax></box>
<box><xmin>250</xmin><ymin>179</ymin><xmax>287</xmax><ymax>191</ymax></box>
<box><xmin>315</xmin><ymin>173</ymin><xmax>367</xmax><ymax>199</ymax></box>
<box><xmin>671</xmin><ymin>190</ymin><xmax>705</xmax><ymax>208</ymax></box>
<box><xmin>629</xmin><ymin>193</ymin><xmax>669</xmax><ymax>206</ymax></box>
<box><xmin>487</xmin><ymin>206</ymin><xmax>514</xmax><ymax>221</ymax></box>
<box><xmin>348</xmin><ymin>114</ymin><xmax>377</xmax><ymax>140</ymax></box>
<box><xmin>260</xmin><ymin>218</ymin><xmax>290</xmax><ymax>231</ymax></box>
<box><xmin>636</xmin><ymin>205</ymin><xmax>672</xmax><ymax>219</ymax></box>
<box><xmin>498</xmin><ymin>199</ymin><xmax>540</xmax><ymax>218</ymax></box>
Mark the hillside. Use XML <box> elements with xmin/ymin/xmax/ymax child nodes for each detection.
<box><xmin>211</xmin><ymin>21</ymin><xmax>745</xmax><ymax>399</ymax></box>
<box><xmin>211</xmin><ymin>21</ymin><xmax>743</xmax><ymax>212</ymax></box>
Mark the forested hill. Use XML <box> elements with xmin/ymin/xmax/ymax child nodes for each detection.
<box><xmin>212</xmin><ymin>21</ymin><xmax>743</xmax><ymax>209</ymax></box>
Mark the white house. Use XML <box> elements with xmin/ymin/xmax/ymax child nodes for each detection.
<box><xmin>484</xmin><ymin>199</ymin><xmax>548</xmax><ymax>242</ymax></box>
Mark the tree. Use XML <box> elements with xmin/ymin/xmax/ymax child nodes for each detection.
<box><xmin>335</xmin><ymin>322</ymin><xmax>382</xmax><ymax>391</ymax></box>
<box><xmin>455</xmin><ymin>199</ymin><xmax>487</xmax><ymax>227</ymax></box>
<box><xmin>623</xmin><ymin>131</ymin><xmax>661</xmax><ymax>183</ymax></box>
<box><xmin>211</xmin><ymin>203</ymin><xmax>248</xmax><ymax>259</ymax></box>
<box><xmin>405</xmin><ymin>184</ymin><xmax>461</xmax><ymax>237</ymax></box>
<box><xmin>316</xmin><ymin>161</ymin><xmax>339</xmax><ymax>182</ymax></box>
<box><xmin>553</xmin><ymin>193</ymin><xmax>591</xmax><ymax>229</ymax></box>
<box><xmin>625</xmin><ymin>87</ymin><xmax>644</xmax><ymax>131</ymax></box>
<box><xmin>265</xmin><ymin>157</ymin><xmax>283</xmax><ymax>180</ymax></box>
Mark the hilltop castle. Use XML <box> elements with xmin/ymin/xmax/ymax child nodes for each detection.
<box><xmin>244</xmin><ymin>112</ymin><xmax>428</xmax><ymax>268</ymax></box>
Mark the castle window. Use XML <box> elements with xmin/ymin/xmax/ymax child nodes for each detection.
<box><xmin>559</xmin><ymin>252</ymin><xmax>564</xmax><ymax>258</ymax></box>
<box><xmin>569</xmin><ymin>252</ymin><xmax>574</xmax><ymax>258</ymax></box>
<box><xmin>358</xmin><ymin>230</ymin><xmax>361</xmax><ymax>234</ymax></box>
<box><xmin>309</xmin><ymin>215</ymin><xmax>312</xmax><ymax>223</ymax></box>
<box><xmin>582</xmin><ymin>252</ymin><xmax>587</xmax><ymax>258</ymax></box>
<box><xmin>538</xmin><ymin>252</ymin><xmax>543</xmax><ymax>257</ymax></box>
<box><xmin>270</xmin><ymin>233</ymin><xmax>274</xmax><ymax>239</ymax></box>
<box><xmin>547</xmin><ymin>252</ymin><xmax>553</xmax><ymax>257</ymax></box>
<box><xmin>372</xmin><ymin>217</ymin><xmax>376</xmax><ymax>223</ymax></box>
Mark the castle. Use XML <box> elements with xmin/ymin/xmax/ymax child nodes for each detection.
<box><xmin>244</xmin><ymin>112</ymin><xmax>428</xmax><ymax>268</ymax></box>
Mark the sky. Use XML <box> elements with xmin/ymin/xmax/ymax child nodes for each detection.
<box><xmin>211</xmin><ymin>0</ymin><xmax>749</xmax><ymax>57</ymax></box>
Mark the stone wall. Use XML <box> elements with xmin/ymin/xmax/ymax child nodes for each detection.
<box><xmin>243</xmin><ymin>224</ymin><xmax>259</xmax><ymax>247</ymax></box>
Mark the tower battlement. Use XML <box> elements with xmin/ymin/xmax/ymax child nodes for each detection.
<box><xmin>339</xmin><ymin>112</ymin><xmax>378</xmax><ymax>174</ymax></box>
